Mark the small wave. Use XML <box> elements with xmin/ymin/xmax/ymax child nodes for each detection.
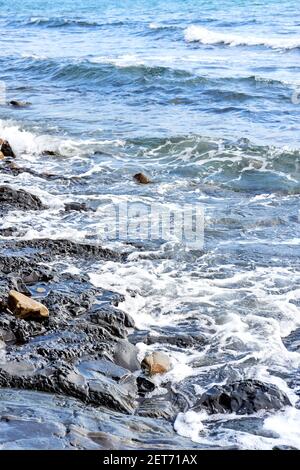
<box><xmin>148</xmin><ymin>22</ymin><xmax>179</xmax><ymax>31</ymax></box>
<box><xmin>0</xmin><ymin>119</ymin><xmax>126</xmax><ymax>160</ymax></box>
<box><xmin>7</xmin><ymin>55</ymin><xmax>298</xmax><ymax>92</ymax></box>
<box><xmin>10</xmin><ymin>16</ymin><xmax>124</xmax><ymax>29</ymax></box>
<box><xmin>184</xmin><ymin>25</ymin><xmax>300</xmax><ymax>50</ymax></box>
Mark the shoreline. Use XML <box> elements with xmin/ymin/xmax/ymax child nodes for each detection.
<box><xmin>0</xmin><ymin>135</ymin><xmax>298</xmax><ymax>450</ymax></box>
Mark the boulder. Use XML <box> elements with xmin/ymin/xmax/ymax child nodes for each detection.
<box><xmin>133</xmin><ymin>173</ymin><xmax>151</xmax><ymax>184</ymax></box>
<box><xmin>0</xmin><ymin>186</ymin><xmax>45</xmax><ymax>212</ymax></box>
<box><xmin>137</xmin><ymin>376</ymin><xmax>156</xmax><ymax>397</ymax></box>
<box><xmin>9</xmin><ymin>100</ymin><xmax>31</xmax><ymax>107</ymax></box>
<box><xmin>142</xmin><ymin>351</ymin><xmax>171</xmax><ymax>376</ymax></box>
<box><xmin>193</xmin><ymin>380</ymin><xmax>291</xmax><ymax>415</ymax></box>
<box><xmin>42</xmin><ymin>150</ymin><xmax>60</xmax><ymax>157</ymax></box>
<box><xmin>113</xmin><ymin>339</ymin><xmax>140</xmax><ymax>372</ymax></box>
<box><xmin>7</xmin><ymin>290</ymin><xmax>49</xmax><ymax>320</ymax></box>
<box><xmin>0</xmin><ymin>139</ymin><xmax>15</xmax><ymax>158</ymax></box>
<box><xmin>64</xmin><ymin>202</ymin><xmax>89</xmax><ymax>212</ymax></box>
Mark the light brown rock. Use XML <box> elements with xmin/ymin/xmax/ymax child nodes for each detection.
<box><xmin>142</xmin><ymin>351</ymin><xmax>171</xmax><ymax>376</ymax></box>
<box><xmin>0</xmin><ymin>151</ymin><xmax>4</xmax><ymax>160</ymax></box>
<box><xmin>133</xmin><ymin>173</ymin><xmax>151</xmax><ymax>184</ymax></box>
<box><xmin>7</xmin><ymin>290</ymin><xmax>49</xmax><ymax>320</ymax></box>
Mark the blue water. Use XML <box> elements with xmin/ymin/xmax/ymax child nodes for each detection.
<box><xmin>0</xmin><ymin>0</ymin><xmax>300</xmax><ymax>449</ymax></box>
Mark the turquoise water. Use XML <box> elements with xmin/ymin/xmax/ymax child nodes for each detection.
<box><xmin>0</xmin><ymin>0</ymin><xmax>300</xmax><ymax>449</ymax></box>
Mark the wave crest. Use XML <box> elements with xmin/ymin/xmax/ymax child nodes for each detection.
<box><xmin>184</xmin><ymin>25</ymin><xmax>300</xmax><ymax>50</ymax></box>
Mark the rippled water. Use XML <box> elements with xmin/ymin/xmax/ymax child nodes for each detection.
<box><xmin>0</xmin><ymin>0</ymin><xmax>300</xmax><ymax>449</ymax></box>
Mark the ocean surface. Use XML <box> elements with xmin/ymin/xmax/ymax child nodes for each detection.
<box><xmin>0</xmin><ymin>0</ymin><xmax>300</xmax><ymax>449</ymax></box>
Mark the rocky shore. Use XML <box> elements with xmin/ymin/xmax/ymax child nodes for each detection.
<box><xmin>0</xmin><ymin>140</ymin><xmax>295</xmax><ymax>449</ymax></box>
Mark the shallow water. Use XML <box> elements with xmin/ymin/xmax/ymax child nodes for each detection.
<box><xmin>0</xmin><ymin>0</ymin><xmax>300</xmax><ymax>449</ymax></box>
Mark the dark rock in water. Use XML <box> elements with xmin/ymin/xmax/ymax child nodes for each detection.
<box><xmin>0</xmin><ymin>360</ymin><xmax>137</xmax><ymax>414</ymax></box>
<box><xmin>136</xmin><ymin>386</ymin><xmax>189</xmax><ymax>420</ymax></box>
<box><xmin>5</xmin><ymin>238</ymin><xmax>125</xmax><ymax>262</ymax></box>
<box><xmin>283</xmin><ymin>328</ymin><xmax>300</xmax><ymax>352</ymax></box>
<box><xmin>0</xmin><ymin>227</ymin><xmax>16</xmax><ymax>237</ymax></box>
<box><xmin>137</xmin><ymin>376</ymin><xmax>156</xmax><ymax>397</ymax></box>
<box><xmin>42</xmin><ymin>150</ymin><xmax>60</xmax><ymax>157</ymax></box>
<box><xmin>0</xmin><ymin>159</ymin><xmax>70</xmax><ymax>181</ymax></box>
<box><xmin>90</xmin><ymin>305</ymin><xmax>134</xmax><ymax>338</ymax></box>
<box><xmin>193</xmin><ymin>380</ymin><xmax>291</xmax><ymax>415</ymax></box>
<box><xmin>273</xmin><ymin>445</ymin><xmax>299</xmax><ymax>450</ymax></box>
<box><xmin>9</xmin><ymin>100</ymin><xmax>31</xmax><ymax>107</ymax></box>
<box><xmin>0</xmin><ymin>388</ymin><xmax>197</xmax><ymax>450</ymax></box>
<box><xmin>0</xmin><ymin>186</ymin><xmax>45</xmax><ymax>212</ymax></box>
<box><xmin>0</xmin><ymin>232</ymin><xmax>137</xmax><ymax>415</ymax></box>
<box><xmin>113</xmin><ymin>339</ymin><xmax>140</xmax><ymax>372</ymax></box>
<box><xmin>145</xmin><ymin>333</ymin><xmax>208</xmax><ymax>350</ymax></box>
<box><xmin>64</xmin><ymin>202</ymin><xmax>89</xmax><ymax>212</ymax></box>
<box><xmin>133</xmin><ymin>173</ymin><xmax>151</xmax><ymax>184</ymax></box>
<box><xmin>0</xmin><ymin>139</ymin><xmax>16</xmax><ymax>158</ymax></box>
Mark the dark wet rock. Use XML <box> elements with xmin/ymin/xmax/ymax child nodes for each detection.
<box><xmin>0</xmin><ymin>186</ymin><xmax>45</xmax><ymax>212</ymax></box>
<box><xmin>127</xmin><ymin>329</ymin><xmax>150</xmax><ymax>345</ymax></box>
<box><xmin>0</xmin><ymin>360</ymin><xmax>136</xmax><ymax>414</ymax></box>
<box><xmin>133</xmin><ymin>173</ymin><xmax>151</xmax><ymax>184</ymax></box>
<box><xmin>193</xmin><ymin>380</ymin><xmax>291</xmax><ymax>415</ymax></box>
<box><xmin>283</xmin><ymin>328</ymin><xmax>300</xmax><ymax>352</ymax></box>
<box><xmin>142</xmin><ymin>351</ymin><xmax>171</xmax><ymax>376</ymax></box>
<box><xmin>9</xmin><ymin>100</ymin><xmax>31</xmax><ymax>107</ymax></box>
<box><xmin>64</xmin><ymin>202</ymin><xmax>89</xmax><ymax>212</ymax></box>
<box><xmin>137</xmin><ymin>376</ymin><xmax>156</xmax><ymax>397</ymax></box>
<box><xmin>77</xmin><ymin>359</ymin><xmax>131</xmax><ymax>381</ymax></box>
<box><xmin>0</xmin><ymin>227</ymin><xmax>16</xmax><ymax>237</ymax></box>
<box><xmin>0</xmin><ymin>160</ymin><xmax>70</xmax><ymax>181</ymax></box>
<box><xmin>0</xmin><ymin>312</ymin><xmax>46</xmax><ymax>344</ymax></box>
<box><xmin>0</xmin><ymin>139</ymin><xmax>15</xmax><ymax>158</ymax></box>
<box><xmin>90</xmin><ymin>305</ymin><xmax>134</xmax><ymax>338</ymax></box>
<box><xmin>0</xmin><ymin>257</ymin><xmax>53</xmax><ymax>285</ymax></box>
<box><xmin>0</xmin><ymin>232</ymin><xmax>137</xmax><ymax>415</ymax></box>
<box><xmin>42</xmin><ymin>150</ymin><xmax>60</xmax><ymax>157</ymax></box>
<box><xmin>4</xmin><ymin>238</ymin><xmax>125</xmax><ymax>262</ymax></box>
<box><xmin>136</xmin><ymin>386</ymin><xmax>189</xmax><ymax>420</ymax></box>
<box><xmin>7</xmin><ymin>290</ymin><xmax>49</xmax><ymax>320</ymax></box>
<box><xmin>273</xmin><ymin>445</ymin><xmax>299</xmax><ymax>450</ymax></box>
<box><xmin>145</xmin><ymin>333</ymin><xmax>208</xmax><ymax>349</ymax></box>
<box><xmin>0</xmin><ymin>389</ymin><xmax>200</xmax><ymax>450</ymax></box>
<box><xmin>113</xmin><ymin>339</ymin><xmax>140</xmax><ymax>372</ymax></box>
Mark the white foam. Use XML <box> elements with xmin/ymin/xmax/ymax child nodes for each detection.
<box><xmin>174</xmin><ymin>410</ymin><xmax>207</xmax><ymax>441</ymax></box>
<box><xmin>263</xmin><ymin>407</ymin><xmax>300</xmax><ymax>449</ymax></box>
<box><xmin>0</xmin><ymin>119</ymin><xmax>57</xmax><ymax>157</ymax></box>
<box><xmin>184</xmin><ymin>25</ymin><xmax>300</xmax><ymax>50</ymax></box>
<box><xmin>90</xmin><ymin>54</ymin><xmax>145</xmax><ymax>68</ymax></box>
